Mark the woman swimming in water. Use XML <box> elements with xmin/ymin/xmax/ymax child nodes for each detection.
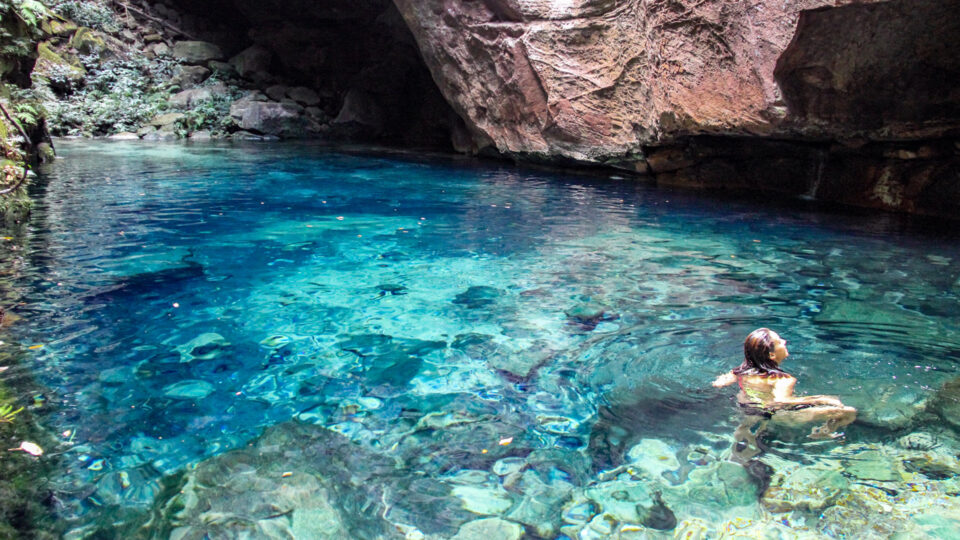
<box><xmin>713</xmin><ymin>328</ymin><xmax>856</xmax><ymax>453</ymax></box>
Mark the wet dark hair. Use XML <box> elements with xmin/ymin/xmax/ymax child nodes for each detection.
<box><xmin>733</xmin><ymin>328</ymin><xmax>787</xmax><ymax>377</ymax></box>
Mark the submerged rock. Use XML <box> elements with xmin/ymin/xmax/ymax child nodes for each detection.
<box><xmin>451</xmin><ymin>517</ymin><xmax>525</xmax><ymax>540</ymax></box>
<box><xmin>453</xmin><ymin>286</ymin><xmax>500</xmax><ymax>309</ymax></box>
<box><xmin>162</xmin><ymin>379</ymin><xmax>214</xmax><ymax>399</ymax></box>
<box><xmin>176</xmin><ymin>332</ymin><xmax>231</xmax><ymax>362</ymax></box>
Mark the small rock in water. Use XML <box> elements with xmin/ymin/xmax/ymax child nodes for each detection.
<box><xmin>178</xmin><ymin>333</ymin><xmax>231</xmax><ymax>362</ymax></box>
<box><xmin>451</xmin><ymin>517</ymin><xmax>525</xmax><ymax>540</ymax></box>
<box><xmin>163</xmin><ymin>379</ymin><xmax>215</xmax><ymax>399</ymax></box>
<box><xmin>643</xmin><ymin>491</ymin><xmax>677</xmax><ymax>531</ymax></box>
<box><xmin>260</xmin><ymin>334</ymin><xmax>293</xmax><ymax>349</ymax></box>
<box><xmin>564</xmin><ymin>302</ymin><xmax>618</xmax><ymax>328</ymax></box>
<box><xmin>376</xmin><ymin>283</ymin><xmax>407</xmax><ymax>296</ymax></box>
<box><xmin>453</xmin><ymin>286</ymin><xmax>500</xmax><ymax>309</ymax></box>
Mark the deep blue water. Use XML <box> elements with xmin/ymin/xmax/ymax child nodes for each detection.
<box><xmin>2</xmin><ymin>140</ymin><xmax>960</xmax><ymax>536</ymax></box>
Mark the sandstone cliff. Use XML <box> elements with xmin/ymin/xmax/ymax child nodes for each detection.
<box><xmin>394</xmin><ymin>0</ymin><xmax>960</xmax><ymax>216</ymax></box>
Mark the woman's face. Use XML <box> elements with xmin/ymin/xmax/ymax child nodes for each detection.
<box><xmin>768</xmin><ymin>331</ymin><xmax>789</xmax><ymax>364</ymax></box>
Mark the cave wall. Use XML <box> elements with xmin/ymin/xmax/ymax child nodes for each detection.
<box><xmin>169</xmin><ymin>0</ymin><xmax>458</xmax><ymax>147</ymax></box>
<box><xmin>160</xmin><ymin>0</ymin><xmax>960</xmax><ymax>217</ymax></box>
<box><xmin>389</xmin><ymin>0</ymin><xmax>960</xmax><ymax>217</ymax></box>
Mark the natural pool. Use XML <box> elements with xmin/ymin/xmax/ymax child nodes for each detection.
<box><xmin>2</xmin><ymin>140</ymin><xmax>960</xmax><ymax>538</ymax></box>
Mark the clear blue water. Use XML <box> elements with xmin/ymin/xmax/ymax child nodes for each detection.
<box><xmin>2</xmin><ymin>140</ymin><xmax>960</xmax><ymax>536</ymax></box>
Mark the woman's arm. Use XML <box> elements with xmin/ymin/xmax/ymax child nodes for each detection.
<box><xmin>712</xmin><ymin>371</ymin><xmax>737</xmax><ymax>388</ymax></box>
<box><xmin>772</xmin><ymin>377</ymin><xmax>844</xmax><ymax>406</ymax></box>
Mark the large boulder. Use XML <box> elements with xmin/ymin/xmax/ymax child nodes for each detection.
<box><xmin>229</xmin><ymin>44</ymin><xmax>273</xmax><ymax>78</ymax></box>
<box><xmin>393</xmin><ymin>0</ymin><xmax>959</xmax><ymax>157</ymax></box>
<box><xmin>172</xmin><ymin>40</ymin><xmax>223</xmax><ymax>64</ymax></box>
<box><xmin>392</xmin><ymin>0</ymin><xmax>960</xmax><ymax>216</ymax></box>
<box><xmin>229</xmin><ymin>99</ymin><xmax>314</xmax><ymax>137</ymax></box>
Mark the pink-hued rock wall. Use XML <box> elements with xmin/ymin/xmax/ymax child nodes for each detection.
<box><xmin>392</xmin><ymin>0</ymin><xmax>960</xmax><ymax>216</ymax></box>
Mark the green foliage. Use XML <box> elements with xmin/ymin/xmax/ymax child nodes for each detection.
<box><xmin>0</xmin><ymin>403</ymin><xmax>23</xmax><ymax>423</ymax></box>
<box><xmin>44</xmin><ymin>55</ymin><xmax>177</xmax><ymax>135</ymax></box>
<box><xmin>12</xmin><ymin>0</ymin><xmax>45</xmax><ymax>27</ymax></box>
<box><xmin>175</xmin><ymin>92</ymin><xmax>238</xmax><ymax>136</ymax></box>
<box><xmin>0</xmin><ymin>0</ymin><xmax>47</xmax><ymax>58</ymax></box>
<box><xmin>46</xmin><ymin>0</ymin><xmax>117</xmax><ymax>32</ymax></box>
<box><xmin>12</xmin><ymin>101</ymin><xmax>37</xmax><ymax>127</ymax></box>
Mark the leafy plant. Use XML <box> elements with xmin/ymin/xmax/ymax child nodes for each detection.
<box><xmin>0</xmin><ymin>403</ymin><xmax>23</xmax><ymax>423</ymax></box>
<box><xmin>44</xmin><ymin>56</ymin><xmax>177</xmax><ymax>135</ymax></box>
<box><xmin>13</xmin><ymin>102</ymin><xmax>38</xmax><ymax>127</ymax></box>
<box><xmin>46</xmin><ymin>0</ymin><xmax>118</xmax><ymax>32</ymax></box>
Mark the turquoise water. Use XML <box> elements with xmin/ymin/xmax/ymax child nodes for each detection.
<box><xmin>2</xmin><ymin>140</ymin><xmax>960</xmax><ymax>537</ymax></box>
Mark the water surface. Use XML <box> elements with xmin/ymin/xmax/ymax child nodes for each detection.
<box><xmin>2</xmin><ymin>140</ymin><xmax>960</xmax><ymax>537</ymax></box>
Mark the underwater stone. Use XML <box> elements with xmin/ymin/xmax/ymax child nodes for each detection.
<box><xmin>453</xmin><ymin>286</ymin><xmax>500</xmax><ymax>309</ymax></box>
<box><xmin>928</xmin><ymin>377</ymin><xmax>960</xmax><ymax>430</ymax></box>
<box><xmin>564</xmin><ymin>302</ymin><xmax>617</xmax><ymax>327</ymax></box>
<box><xmin>561</xmin><ymin>498</ymin><xmax>600</xmax><ymax>525</ymax></box>
<box><xmin>492</xmin><ymin>457</ymin><xmax>526</xmax><ymax>477</ymax></box>
<box><xmin>376</xmin><ymin>283</ymin><xmax>407</xmax><ymax>296</ymax></box>
<box><xmin>177</xmin><ymin>333</ymin><xmax>230</xmax><ymax>362</ymax></box>
<box><xmin>451</xmin><ymin>517</ymin><xmax>525</xmax><ymax>540</ymax></box>
<box><xmin>762</xmin><ymin>465</ymin><xmax>849</xmax><ymax>513</ymax></box>
<box><xmin>626</xmin><ymin>439</ymin><xmax>680</xmax><ymax>479</ymax></box>
<box><xmin>684</xmin><ymin>461</ymin><xmax>757</xmax><ymax>509</ymax></box>
<box><xmin>163</xmin><ymin>379</ymin><xmax>214</xmax><ymax>399</ymax></box>
<box><xmin>585</xmin><ymin>480</ymin><xmax>654</xmax><ymax>524</ymax></box>
<box><xmin>843</xmin><ymin>449</ymin><xmax>900</xmax><ymax>482</ymax></box>
<box><xmin>897</xmin><ymin>432</ymin><xmax>940</xmax><ymax>452</ymax></box>
<box><xmin>450</xmin><ymin>484</ymin><xmax>514</xmax><ymax>515</ymax></box>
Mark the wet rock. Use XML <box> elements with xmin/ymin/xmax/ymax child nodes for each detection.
<box><xmin>229</xmin><ymin>100</ymin><xmax>313</xmax><ymax>138</ymax></box>
<box><xmin>453</xmin><ymin>286</ymin><xmax>500</xmax><ymax>309</ymax></box>
<box><xmin>565</xmin><ymin>302</ymin><xmax>617</xmax><ymax>328</ymax></box>
<box><xmin>109</xmin><ymin>132</ymin><xmax>140</xmax><ymax>140</ymax></box>
<box><xmin>897</xmin><ymin>432</ymin><xmax>940</xmax><ymax>452</ymax></box>
<box><xmin>229</xmin><ymin>44</ymin><xmax>273</xmax><ymax>79</ymax></box>
<box><xmin>136</xmin><ymin>125</ymin><xmax>156</xmax><ymax>137</ymax></box>
<box><xmin>685</xmin><ymin>461</ymin><xmax>757</xmax><ymax>508</ymax></box>
<box><xmin>447</xmin><ymin>470</ymin><xmax>513</xmax><ymax>515</ymax></box>
<box><xmin>172</xmin><ymin>40</ymin><xmax>223</xmax><ymax>64</ymax></box>
<box><xmin>162</xmin><ymin>379</ymin><xmax>214</xmax><ymax>399</ymax></box>
<box><xmin>188</xmin><ymin>131</ymin><xmax>212</xmax><ymax>141</ymax></box>
<box><xmin>625</xmin><ymin>439</ymin><xmax>680</xmax><ymax>479</ymax></box>
<box><xmin>149</xmin><ymin>112</ymin><xmax>185</xmax><ymax>128</ymax></box>
<box><xmin>856</xmin><ymin>383</ymin><xmax>928</xmax><ymax>429</ymax></box>
<box><xmin>141</xmin><ymin>130</ymin><xmax>176</xmax><ymax>142</ymax></box>
<box><xmin>149</xmin><ymin>422</ymin><xmax>398</xmax><ymax>539</ymax></box>
<box><xmin>929</xmin><ymin>377</ymin><xmax>960</xmax><ymax>429</ymax></box>
<box><xmin>506</xmin><ymin>469</ymin><xmax>573</xmax><ymax>537</ymax></box>
<box><xmin>376</xmin><ymin>283</ymin><xmax>407</xmax><ymax>296</ymax></box>
<box><xmin>643</xmin><ymin>490</ymin><xmax>677</xmax><ymax>531</ymax></box>
<box><xmin>451</xmin><ymin>517</ymin><xmax>525</xmax><ymax>540</ymax></box>
<box><xmin>176</xmin><ymin>333</ymin><xmax>231</xmax><ymax>362</ymax></box>
<box><xmin>843</xmin><ymin>449</ymin><xmax>900</xmax><ymax>482</ymax></box>
<box><xmin>585</xmin><ymin>480</ymin><xmax>654</xmax><ymax>524</ymax></box>
<box><xmin>762</xmin><ymin>464</ymin><xmax>849</xmax><ymax>513</ymax></box>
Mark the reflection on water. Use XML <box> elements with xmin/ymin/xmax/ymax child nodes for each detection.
<box><xmin>1</xmin><ymin>140</ymin><xmax>959</xmax><ymax>537</ymax></box>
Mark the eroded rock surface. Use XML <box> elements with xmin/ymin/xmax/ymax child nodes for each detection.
<box><xmin>394</xmin><ymin>0</ymin><xmax>960</xmax><ymax>215</ymax></box>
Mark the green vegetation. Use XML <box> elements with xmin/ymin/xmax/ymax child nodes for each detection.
<box><xmin>0</xmin><ymin>402</ymin><xmax>23</xmax><ymax>422</ymax></box>
<box><xmin>45</xmin><ymin>0</ymin><xmax>116</xmax><ymax>32</ymax></box>
<box><xmin>42</xmin><ymin>54</ymin><xmax>176</xmax><ymax>135</ymax></box>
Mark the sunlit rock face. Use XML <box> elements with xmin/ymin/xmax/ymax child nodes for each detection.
<box><xmin>392</xmin><ymin>0</ymin><xmax>960</xmax><ymax>215</ymax></box>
